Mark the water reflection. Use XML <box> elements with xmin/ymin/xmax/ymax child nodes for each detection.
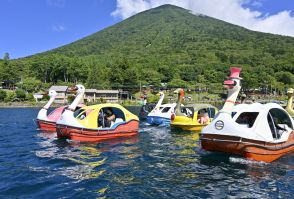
<box><xmin>198</xmin><ymin>151</ymin><xmax>294</xmax><ymax>198</ymax></box>
<box><xmin>33</xmin><ymin>133</ymin><xmax>141</xmax><ymax>198</ymax></box>
<box><xmin>4</xmin><ymin>107</ymin><xmax>293</xmax><ymax>198</ymax></box>
<box><xmin>36</xmin><ymin>131</ymin><xmax>57</xmax><ymax>139</ymax></box>
<box><xmin>31</xmin><ymin>123</ymin><xmax>294</xmax><ymax>198</ymax></box>
<box><xmin>35</xmin><ymin>131</ymin><xmax>139</xmax><ymax>184</ymax></box>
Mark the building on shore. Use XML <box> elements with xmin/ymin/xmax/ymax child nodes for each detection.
<box><xmin>84</xmin><ymin>89</ymin><xmax>97</xmax><ymax>102</ymax></box>
<box><xmin>49</xmin><ymin>85</ymin><xmax>68</xmax><ymax>104</ymax></box>
<box><xmin>92</xmin><ymin>90</ymin><xmax>120</xmax><ymax>103</ymax></box>
<box><xmin>48</xmin><ymin>86</ymin><xmax>121</xmax><ymax>103</ymax></box>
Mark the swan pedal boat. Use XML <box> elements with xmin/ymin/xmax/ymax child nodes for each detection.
<box><xmin>146</xmin><ymin>92</ymin><xmax>176</xmax><ymax>126</ymax></box>
<box><xmin>36</xmin><ymin>105</ymin><xmax>84</xmax><ymax>132</ymax></box>
<box><xmin>36</xmin><ymin>90</ymin><xmax>68</xmax><ymax>132</ymax></box>
<box><xmin>36</xmin><ymin>107</ymin><xmax>66</xmax><ymax>132</ymax></box>
<box><xmin>201</xmin><ymin>67</ymin><xmax>294</xmax><ymax>162</ymax></box>
<box><xmin>171</xmin><ymin>104</ymin><xmax>218</xmax><ymax>131</ymax></box>
<box><xmin>36</xmin><ymin>86</ymin><xmax>85</xmax><ymax>132</ymax></box>
<box><xmin>170</xmin><ymin>88</ymin><xmax>218</xmax><ymax>131</ymax></box>
<box><xmin>56</xmin><ymin>103</ymin><xmax>139</xmax><ymax>142</ymax></box>
<box><xmin>147</xmin><ymin>104</ymin><xmax>177</xmax><ymax>125</ymax></box>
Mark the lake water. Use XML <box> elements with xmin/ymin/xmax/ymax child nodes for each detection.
<box><xmin>0</xmin><ymin>108</ymin><xmax>293</xmax><ymax>198</ymax></box>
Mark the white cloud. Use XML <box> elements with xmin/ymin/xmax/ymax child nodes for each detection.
<box><xmin>52</xmin><ymin>24</ymin><xmax>66</xmax><ymax>32</ymax></box>
<box><xmin>111</xmin><ymin>0</ymin><xmax>294</xmax><ymax>37</ymax></box>
<box><xmin>252</xmin><ymin>11</ymin><xmax>294</xmax><ymax>36</ymax></box>
<box><xmin>251</xmin><ymin>0</ymin><xmax>263</xmax><ymax>8</ymax></box>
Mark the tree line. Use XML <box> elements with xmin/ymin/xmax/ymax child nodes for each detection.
<box><xmin>0</xmin><ymin>51</ymin><xmax>293</xmax><ymax>97</ymax></box>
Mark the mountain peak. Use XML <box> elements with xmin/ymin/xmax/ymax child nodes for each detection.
<box><xmin>12</xmin><ymin>3</ymin><xmax>294</xmax><ymax>90</ymax></box>
<box><xmin>140</xmin><ymin>3</ymin><xmax>191</xmax><ymax>16</ymax></box>
<box><xmin>152</xmin><ymin>4</ymin><xmax>187</xmax><ymax>10</ymax></box>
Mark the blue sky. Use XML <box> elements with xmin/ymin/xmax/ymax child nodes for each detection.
<box><xmin>0</xmin><ymin>0</ymin><xmax>119</xmax><ymax>59</ymax></box>
<box><xmin>0</xmin><ymin>0</ymin><xmax>293</xmax><ymax>59</ymax></box>
<box><xmin>247</xmin><ymin>0</ymin><xmax>294</xmax><ymax>15</ymax></box>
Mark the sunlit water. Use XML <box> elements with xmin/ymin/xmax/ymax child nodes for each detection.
<box><xmin>0</xmin><ymin>108</ymin><xmax>293</xmax><ymax>198</ymax></box>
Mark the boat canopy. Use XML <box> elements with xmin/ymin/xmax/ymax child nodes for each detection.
<box><xmin>182</xmin><ymin>104</ymin><xmax>218</xmax><ymax>118</ymax></box>
<box><xmin>203</xmin><ymin>102</ymin><xmax>294</xmax><ymax>142</ymax></box>
<box><xmin>233</xmin><ymin>103</ymin><xmax>293</xmax><ymax>138</ymax></box>
<box><xmin>72</xmin><ymin>103</ymin><xmax>138</xmax><ymax>129</ymax></box>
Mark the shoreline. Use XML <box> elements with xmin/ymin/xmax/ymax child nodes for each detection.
<box><xmin>0</xmin><ymin>102</ymin><xmax>142</xmax><ymax>108</ymax></box>
<box><xmin>0</xmin><ymin>102</ymin><xmax>48</xmax><ymax>108</ymax></box>
<box><xmin>0</xmin><ymin>99</ymin><xmax>286</xmax><ymax>108</ymax></box>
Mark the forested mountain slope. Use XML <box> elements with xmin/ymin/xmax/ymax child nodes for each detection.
<box><xmin>1</xmin><ymin>4</ymin><xmax>293</xmax><ymax>91</ymax></box>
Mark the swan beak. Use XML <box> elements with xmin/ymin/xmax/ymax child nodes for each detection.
<box><xmin>67</xmin><ymin>85</ymin><xmax>78</xmax><ymax>93</ymax></box>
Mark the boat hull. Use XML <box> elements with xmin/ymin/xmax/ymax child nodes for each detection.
<box><xmin>56</xmin><ymin>120</ymin><xmax>139</xmax><ymax>142</ymax></box>
<box><xmin>36</xmin><ymin>119</ymin><xmax>56</xmax><ymax>132</ymax></box>
<box><xmin>200</xmin><ymin>132</ymin><xmax>294</xmax><ymax>162</ymax></box>
<box><xmin>171</xmin><ymin>115</ymin><xmax>210</xmax><ymax>131</ymax></box>
<box><xmin>171</xmin><ymin>123</ymin><xmax>206</xmax><ymax>131</ymax></box>
<box><xmin>146</xmin><ymin>116</ymin><xmax>170</xmax><ymax>126</ymax></box>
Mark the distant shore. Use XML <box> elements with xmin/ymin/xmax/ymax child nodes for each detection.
<box><xmin>0</xmin><ymin>102</ymin><xmax>48</xmax><ymax>108</ymax></box>
<box><xmin>0</xmin><ymin>102</ymin><xmax>142</xmax><ymax>108</ymax></box>
<box><xmin>0</xmin><ymin>98</ymin><xmax>287</xmax><ymax>108</ymax></box>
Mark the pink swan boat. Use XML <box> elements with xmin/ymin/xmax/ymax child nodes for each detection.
<box><xmin>36</xmin><ymin>85</ymin><xmax>85</xmax><ymax>132</ymax></box>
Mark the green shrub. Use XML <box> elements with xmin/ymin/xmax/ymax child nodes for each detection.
<box><xmin>147</xmin><ymin>94</ymin><xmax>160</xmax><ymax>104</ymax></box>
<box><xmin>26</xmin><ymin>93</ymin><xmax>35</xmax><ymax>102</ymax></box>
<box><xmin>15</xmin><ymin>89</ymin><xmax>26</xmax><ymax>100</ymax></box>
<box><xmin>0</xmin><ymin>90</ymin><xmax>7</xmax><ymax>101</ymax></box>
<box><xmin>4</xmin><ymin>92</ymin><xmax>16</xmax><ymax>102</ymax></box>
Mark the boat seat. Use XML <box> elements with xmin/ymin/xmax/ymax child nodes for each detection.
<box><xmin>239</xmin><ymin>124</ymin><xmax>249</xmax><ymax>128</ymax></box>
<box><xmin>276</xmin><ymin>124</ymin><xmax>290</xmax><ymax>139</ymax></box>
<box><xmin>277</xmin><ymin>124</ymin><xmax>290</xmax><ymax>131</ymax></box>
<box><xmin>110</xmin><ymin>118</ymin><xmax>124</xmax><ymax>127</ymax></box>
<box><xmin>114</xmin><ymin>118</ymin><xmax>123</xmax><ymax>123</ymax></box>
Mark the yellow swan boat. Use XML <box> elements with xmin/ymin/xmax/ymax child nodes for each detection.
<box><xmin>170</xmin><ymin>88</ymin><xmax>218</xmax><ymax>131</ymax></box>
<box><xmin>286</xmin><ymin>88</ymin><xmax>294</xmax><ymax>117</ymax></box>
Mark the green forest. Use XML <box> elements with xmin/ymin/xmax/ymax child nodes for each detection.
<box><xmin>0</xmin><ymin>4</ymin><xmax>294</xmax><ymax>96</ymax></box>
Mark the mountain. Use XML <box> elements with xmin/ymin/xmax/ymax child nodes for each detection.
<box><xmin>2</xmin><ymin>4</ymin><xmax>294</xmax><ymax>91</ymax></box>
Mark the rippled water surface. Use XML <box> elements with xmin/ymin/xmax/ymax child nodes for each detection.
<box><xmin>0</xmin><ymin>108</ymin><xmax>293</xmax><ymax>198</ymax></box>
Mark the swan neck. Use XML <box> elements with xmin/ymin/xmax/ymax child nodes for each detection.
<box><xmin>175</xmin><ymin>93</ymin><xmax>183</xmax><ymax>115</ymax></box>
<box><xmin>156</xmin><ymin>94</ymin><xmax>164</xmax><ymax>107</ymax></box>
<box><xmin>44</xmin><ymin>96</ymin><xmax>55</xmax><ymax>110</ymax></box>
<box><xmin>220</xmin><ymin>87</ymin><xmax>240</xmax><ymax>113</ymax></box>
<box><xmin>286</xmin><ymin>95</ymin><xmax>293</xmax><ymax>110</ymax></box>
<box><xmin>69</xmin><ymin>92</ymin><xmax>84</xmax><ymax>110</ymax></box>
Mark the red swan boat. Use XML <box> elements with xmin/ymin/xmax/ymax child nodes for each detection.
<box><xmin>36</xmin><ymin>85</ymin><xmax>85</xmax><ymax>132</ymax></box>
<box><xmin>36</xmin><ymin>90</ymin><xmax>66</xmax><ymax>132</ymax></box>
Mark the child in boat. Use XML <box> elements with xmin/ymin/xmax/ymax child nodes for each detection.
<box><xmin>198</xmin><ymin>110</ymin><xmax>209</xmax><ymax>124</ymax></box>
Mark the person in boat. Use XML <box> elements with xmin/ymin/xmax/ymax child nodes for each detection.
<box><xmin>104</xmin><ymin>108</ymin><xmax>116</xmax><ymax>128</ymax></box>
<box><xmin>98</xmin><ymin>110</ymin><xmax>104</xmax><ymax>127</ymax></box>
<box><xmin>198</xmin><ymin>109</ymin><xmax>209</xmax><ymax>124</ymax></box>
<box><xmin>268</xmin><ymin>116</ymin><xmax>288</xmax><ymax>139</ymax></box>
